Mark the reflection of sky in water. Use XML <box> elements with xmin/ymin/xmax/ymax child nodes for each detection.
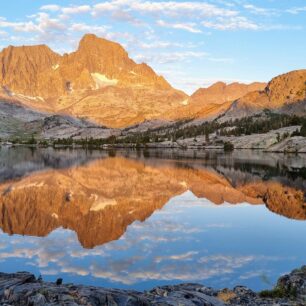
<box><xmin>0</xmin><ymin>191</ymin><xmax>305</xmax><ymax>291</ymax></box>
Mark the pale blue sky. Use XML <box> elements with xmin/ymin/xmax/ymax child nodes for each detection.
<box><xmin>0</xmin><ymin>0</ymin><xmax>305</xmax><ymax>93</ymax></box>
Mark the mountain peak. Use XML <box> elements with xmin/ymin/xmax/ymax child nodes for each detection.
<box><xmin>78</xmin><ymin>33</ymin><xmax>98</xmax><ymax>48</ymax></box>
<box><xmin>0</xmin><ymin>34</ymin><xmax>184</xmax><ymax>127</ymax></box>
<box><xmin>0</xmin><ymin>34</ymin><xmax>173</xmax><ymax>98</ymax></box>
<box><xmin>208</xmin><ymin>81</ymin><xmax>227</xmax><ymax>89</ymax></box>
<box><xmin>78</xmin><ymin>33</ymin><xmax>128</xmax><ymax>56</ymax></box>
<box><xmin>80</xmin><ymin>33</ymin><xmax>99</xmax><ymax>41</ymax></box>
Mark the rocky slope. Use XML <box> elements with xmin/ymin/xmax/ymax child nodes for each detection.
<box><xmin>219</xmin><ymin>126</ymin><xmax>302</xmax><ymax>150</ymax></box>
<box><xmin>0</xmin><ymin>266</ymin><xmax>305</xmax><ymax>305</ymax></box>
<box><xmin>0</xmin><ymin>100</ymin><xmax>119</xmax><ymax>139</ymax></box>
<box><xmin>224</xmin><ymin>69</ymin><xmax>306</xmax><ymax>120</ymax></box>
<box><xmin>144</xmin><ymin>125</ymin><xmax>306</xmax><ymax>152</ymax></box>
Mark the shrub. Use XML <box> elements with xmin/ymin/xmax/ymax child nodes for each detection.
<box><xmin>224</xmin><ymin>142</ymin><xmax>234</xmax><ymax>152</ymax></box>
<box><xmin>26</xmin><ymin>135</ymin><xmax>37</xmax><ymax>145</ymax></box>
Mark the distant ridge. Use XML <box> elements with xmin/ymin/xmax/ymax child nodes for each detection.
<box><xmin>185</xmin><ymin>81</ymin><xmax>266</xmax><ymax>120</ymax></box>
<box><xmin>224</xmin><ymin>69</ymin><xmax>306</xmax><ymax>119</ymax></box>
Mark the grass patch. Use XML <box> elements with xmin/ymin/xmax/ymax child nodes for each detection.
<box><xmin>259</xmin><ymin>286</ymin><xmax>297</xmax><ymax>299</ymax></box>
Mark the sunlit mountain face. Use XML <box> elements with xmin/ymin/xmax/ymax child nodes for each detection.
<box><xmin>0</xmin><ymin>147</ymin><xmax>305</xmax><ymax>291</ymax></box>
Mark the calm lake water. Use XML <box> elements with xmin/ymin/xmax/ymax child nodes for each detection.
<box><xmin>0</xmin><ymin>147</ymin><xmax>305</xmax><ymax>291</ymax></box>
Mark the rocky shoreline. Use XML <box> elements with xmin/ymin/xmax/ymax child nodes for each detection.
<box><xmin>2</xmin><ymin>124</ymin><xmax>306</xmax><ymax>154</ymax></box>
<box><xmin>0</xmin><ymin>267</ymin><xmax>305</xmax><ymax>305</ymax></box>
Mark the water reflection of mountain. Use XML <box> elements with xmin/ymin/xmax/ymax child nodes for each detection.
<box><xmin>137</xmin><ymin>149</ymin><xmax>306</xmax><ymax>198</ymax></box>
<box><xmin>0</xmin><ymin>150</ymin><xmax>305</xmax><ymax>249</ymax></box>
<box><xmin>0</xmin><ymin>147</ymin><xmax>108</xmax><ymax>183</ymax></box>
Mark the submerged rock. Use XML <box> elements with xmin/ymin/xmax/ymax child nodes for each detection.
<box><xmin>0</xmin><ymin>267</ymin><xmax>305</xmax><ymax>305</ymax></box>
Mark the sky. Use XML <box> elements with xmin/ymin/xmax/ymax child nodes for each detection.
<box><xmin>0</xmin><ymin>0</ymin><xmax>306</xmax><ymax>94</ymax></box>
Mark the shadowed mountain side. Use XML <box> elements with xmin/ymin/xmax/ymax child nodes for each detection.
<box><xmin>0</xmin><ymin>100</ymin><xmax>120</xmax><ymax>139</ymax></box>
<box><xmin>0</xmin><ymin>157</ymin><xmax>304</xmax><ymax>248</ymax></box>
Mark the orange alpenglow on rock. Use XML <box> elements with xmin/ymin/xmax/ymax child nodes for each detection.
<box><xmin>0</xmin><ymin>34</ymin><xmax>187</xmax><ymax>128</ymax></box>
<box><xmin>0</xmin><ymin>157</ymin><xmax>304</xmax><ymax>248</ymax></box>
<box><xmin>1</xmin><ymin>33</ymin><xmax>306</xmax><ymax>128</ymax></box>
<box><xmin>225</xmin><ymin>69</ymin><xmax>306</xmax><ymax>119</ymax></box>
<box><xmin>186</xmin><ymin>81</ymin><xmax>266</xmax><ymax>119</ymax></box>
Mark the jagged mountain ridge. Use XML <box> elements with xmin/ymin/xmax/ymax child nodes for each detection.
<box><xmin>0</xmin><ymin>34</ymin><xmax>306</xmax><ymax>129</ymax></box>
<box><xmin>0</xmin><ymin>34</ymin><xmax>266</xmax><ymax>129</ymax></box>
<box><xmin>0</xmin><ymin>34</ymin><xmax>188</xmax><ymax>128</ymax></box>
<box><xmin>0</xmin><ymin>34</ymin><xmax>171</xmax><ymax>98</ymax></box>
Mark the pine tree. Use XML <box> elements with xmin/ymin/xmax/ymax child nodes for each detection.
<box><xmin>300</xmin><ymin>122</ymin><xmax>306</xmax><ymax>137</ymax></box>
<box><xmin>205</xmin><ymin>130</ymin><xmax>209</xmax><ymax>143</ymax></box>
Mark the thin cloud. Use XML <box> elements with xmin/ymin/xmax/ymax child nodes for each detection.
<box><xmin>92</xmin><ymin>1</ymin><xmax>239</xmax><ymax>19</ymax></box>
<box><xmin>286</xmin><ymin>6</ymin><xmax>306</xmax><ymax>14</ymax></box>
<box><xmin>40</xmin><ymin>4</ymin><xmax>61</xmax><ymax>12</ymax></box>
<box><xmin>202</xmin><ymin>16</ymin><xmax>260</xmax><ymax>30</ymax></box>
<box><xmin>62</xmin><ymin>5</ymin><xmax>91</xmax><ymax>15</ymax></box>
<box><xmin>243</xmin><ymin>4</ymin><xmax>278</xmax><ymax>16</ymax></box>
<box><xmin>157</xmin><ymin>20</ymin><xmax>202</xmax><ymax>33</ymax></box>
<box><xmin>155</xmin><ymin>251</ymin><xmax>198</xmax><ymax>263</ymax></box>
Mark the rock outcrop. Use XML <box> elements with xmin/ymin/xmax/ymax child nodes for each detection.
<box><xmin>0</xmin><ymin>266</ymin><xmax>305</xmax><ymax>305</ymax></box>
